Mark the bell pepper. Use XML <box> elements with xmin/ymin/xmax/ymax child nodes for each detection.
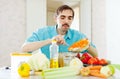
<box><xmin>17</xmin><ymin>62</ymin><xmax>30</xmax><ymax>77</ymax></box>
<box><xmin>80</xmin><ymin>53</ymin><xmax>92</xmax><ymax>64</ymax></box>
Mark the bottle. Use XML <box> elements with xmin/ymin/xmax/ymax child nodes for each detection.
<box><xmin>58</xmin><ymin>53</ymin><xmax>64</xmax><ymax>67</ymax></box>
<box><xmin>50</xmin><ymin>40</ymin><xmax>59</xmax><ymax>68</ymax></box>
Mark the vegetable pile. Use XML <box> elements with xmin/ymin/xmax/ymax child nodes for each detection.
<box><xmin>16</xmin><ymin>52</ymin><xmax>119</xmax><ymax>78</ymax></box>
<box><xmin>76</xmin><ymin>53</ymin><xmax>109</xmax><ymax>65</ymax></box>
<box><xmin>80</xmin><ymin>65</ymin><xmax>115</xmax><ymax>78</ymax></box>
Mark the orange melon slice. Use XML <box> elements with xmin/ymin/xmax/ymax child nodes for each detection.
<box><xmin>68</xmin><ymin>38</ymin><xmax>90</xmax><ymax>52</ymax></box>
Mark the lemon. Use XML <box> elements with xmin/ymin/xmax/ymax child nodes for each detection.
<box><xmin>18</xmin><ymin>62</ymin><xmax>30</xmax><ymax>77</ymax></box>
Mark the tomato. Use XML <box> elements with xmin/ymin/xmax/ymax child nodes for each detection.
<box><xmin>88</xmin><ymin>57</ymin><xmax>99</xmax><ymax>65</ymax></box>
<box><xmin>99</xmin><ymin>59</ymin><xmax>107</xmax><ymax>65</ymax></box>
<box><xmin>95</xmin><ymin>57</ymin><xmax>100</xmax><ymax>64</ymax></box>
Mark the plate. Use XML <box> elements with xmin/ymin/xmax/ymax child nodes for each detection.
<box><xmin>83</xmin><ymin>64</ymin><xmax>108</xmax><ymax>67</ymax></box>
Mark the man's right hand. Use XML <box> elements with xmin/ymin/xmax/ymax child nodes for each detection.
<box><xmin>52</xmin><ymin>35</ymin><xmax>67</xmax><ymax>45</ymax></box>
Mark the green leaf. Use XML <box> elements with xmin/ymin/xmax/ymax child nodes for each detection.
<box><xmin>110</xmin><ymin>64</ymin><xmax>120</xmax><ymax>70</ymax></box>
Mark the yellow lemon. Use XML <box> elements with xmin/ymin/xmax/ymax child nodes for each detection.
<box><xmin>18</xmin><ymin>62</ymin><xmax>30</xmax><ymax>77</ymax></box>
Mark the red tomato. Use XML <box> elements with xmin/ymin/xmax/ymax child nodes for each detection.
<box><xmin>95</xmin><ymin>57</ymin><xmax>100</xmax><ymax>64</ymax></box>
<box><xmin>88</xmin><ymin>57</ymin><xmax>99</xmax><ymax>65</ymax></box>
<box><xmin>99</xmin><ymin>59</ymin><xmax>107</xmax><ymax>65</ymax></box>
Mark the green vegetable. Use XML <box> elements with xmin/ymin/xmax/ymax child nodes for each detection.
<box><xmin>100</xmin><ymin>65</ymin><xmax>115</xmax><ymax>77</ymax></box>
<box><xmin>110</xmin><ymin>64</ymin><xmax>120</xmax><ymax>70</ymax></box>
<box><xmin>42</xmin><ymin>66</ymin><xmax>79</xmax><ymax>79</ymax></box>
<box><xmin>27</xmin><ymin>53</ymin><xmax>50</xmax><ymax>71</ymax></box>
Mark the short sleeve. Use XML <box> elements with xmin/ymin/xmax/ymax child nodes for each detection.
<box><xmin>25</xmin><ymin>29</ymin><xmax>43</xmax><ymax>43</ymax></box>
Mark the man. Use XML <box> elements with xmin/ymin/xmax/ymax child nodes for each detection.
<box><xmin>22</xmin><ymin>5</ymin><xmax>98</xmax><ymax>59</ymax></box>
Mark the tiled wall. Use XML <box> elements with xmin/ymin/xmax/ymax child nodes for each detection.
<box><xmin>0</xmin><ymin>0</ymin><xmax>26</xmax><ymax>67</ymax></box>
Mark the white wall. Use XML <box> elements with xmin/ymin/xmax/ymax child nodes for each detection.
<box><xmin>47</xmin><ymin>11</ymin><xmax>56</xmax><ymax>26</ymax></box>
<box><xmin>92</xmin><ymin>0</ymin><xmax>120</xmax><ymax>64</ymax></box>
<box><xmin>106</xmin><ymin>0</ymin><xmax>120</xmax><ymax>64</ymax></box>
<box><xmin>92</xmin><ymin>0</ymin><xmax>106</xmax><ymax>58</ymax></box>
<box><xmin>80</xmin><ymin>0</ymin><xmax>92</xmax><ymax>41</ymax></box>
<box><xmin>71</xmin><ymin>6</ymin><xmax>80</xmax><ymax>31</ymax></box>
<box><xmin>26</xmin><ymin>0</ymin><xmax>46</xmax><ymax>37</ymax></box>
<box><xmin>0</xmin><ymin>0</ymin><xmax>47</xmax><ymax>67</ymax></box>
<box><xmin>0</xmin><ymin>0</ymin><xmax>26</xmax><ymax>67</ymax></box>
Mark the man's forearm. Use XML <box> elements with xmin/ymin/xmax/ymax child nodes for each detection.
<box><xmin>87</xmin><ymin>46</ymin><xmax>98</xmax><ymax>57</ymax></box>
<box><xmin>21</xmin><ymin>39</ymin><xmax>52</xmax><ymax>52</ymax></box>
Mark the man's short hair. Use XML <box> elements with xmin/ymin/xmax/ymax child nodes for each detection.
<box><xmin>55</xmin><ymin>5</ymin><xmax>74</xmax><ymax>18</ymax></box>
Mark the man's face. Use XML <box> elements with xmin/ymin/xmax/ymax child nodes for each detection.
<box><xmin>55</xmin><ymin>10</ymin><xmax>74</xmax><ymax>32</ymax></box>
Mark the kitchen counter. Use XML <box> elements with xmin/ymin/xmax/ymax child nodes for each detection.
<box><xmin>0</xmin><ymin>68</ymin><xmax>120</xmax><ymax>79</ymax></box>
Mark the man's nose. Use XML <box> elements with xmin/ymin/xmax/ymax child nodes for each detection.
<box><xmin>64</xmin><ymin>18</ymin><xmax>69</xmax><ymax>23</ymax></box>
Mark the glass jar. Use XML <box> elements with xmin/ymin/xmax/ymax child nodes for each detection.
<box><xmin>59</xmin><ymin>52</ymin><xmax>77</xmax><ymax>67</ymax></box>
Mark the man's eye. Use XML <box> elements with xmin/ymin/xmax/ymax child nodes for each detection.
<box><xmin>68</xmin><ymin>17</ymin><xmax>73</xmax><ymax>20</ymax></box>
<box><xmin>60</xmin><ymin>17</ymin><xmax>65</xmax><ymax>19</ymax></box>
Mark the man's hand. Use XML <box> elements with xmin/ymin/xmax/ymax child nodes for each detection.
<box><xmin>52</xmin><ymin>35</ymin><xmax>66</xmax><ymax>45</ymax></box>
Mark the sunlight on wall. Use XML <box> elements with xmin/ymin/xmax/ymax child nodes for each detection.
<box><xmin>106</xmin><ymin>0</ymin><xmax>120</xmax><ymax>64</ymax></box>
<box><xmin>71</xmin><ymin>6</ymin><xmax>80</xmax><ymax>31</ymax></box>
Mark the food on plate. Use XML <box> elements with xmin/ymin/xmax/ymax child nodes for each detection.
<box><xmin>68</xmin><ymin>38</ymin><xmax>90</xmax><ymax>52</ymax></box>
<box><xmin>17</xmin><ymin>62</ymin><xmax>30</xmax><ymax>77</ymax></box>
<box><xmin>100</xmin><ymin>65</ymin><xmax>115</xmax><ymax>77</ymax></box>
<box><xmin>27</xmin><ymin>53</ymin><xmax>50</xmax><ymax>71</ymax></box>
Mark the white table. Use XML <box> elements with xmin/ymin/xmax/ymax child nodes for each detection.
<box><xmin>0</xmin><ymin>68</ymin><xmax>120</xmax><ymax>79</ymax></box>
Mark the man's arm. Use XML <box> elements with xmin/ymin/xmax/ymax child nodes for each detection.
<box><xmin>21</xmin><ymin>39</ymin><xmax>52</xmax><ymax>52</ymax></box>
<box><xmin>87</xmin><ymin>45</ymin><xmax>98</xmax><ymax>57</ymax></box>
<box><xmin>21</xmin><ymin>35</ymin><xmax>67</xmax><ymax>52</ymax></box>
